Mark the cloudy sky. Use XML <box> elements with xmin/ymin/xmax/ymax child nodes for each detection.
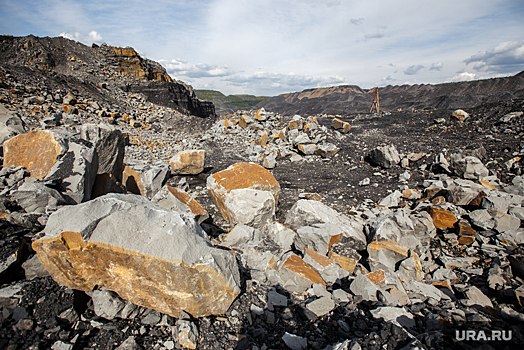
<box><xmin>1</xmin><ymin>0</ymin><xmax>523</xmax><ymax>96</ymax></box>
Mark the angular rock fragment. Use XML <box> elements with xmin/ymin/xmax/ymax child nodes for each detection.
<box><xmin>224</xmin><ymin>189</ymin><xmax>275</xmax><ymax>228</ymax></box>
<box><xmin>315</xmin><ymin>143</ymin><xmax>339</xmax><ymax>157</ymax></box>
<box><xmin>451</xmin><ymin>109</ymin><xmax>469</xmax><ymax>122</ymax></box>
<box><xmin>91</xmin><ymin>289</ymin><xmax>141</xmax><ymax>320</ymax></box>
<box><xmin>453</xmin><ymin>156</ymin><xmax>489</xmax><ymax>179</ymax></box>
<box><xmin>439</xmin><ymin>255</ymin><xmax>478</xmax><ymax>269</ymax></box>
<box><xmin>332</xmin><ymin>118</ymin><xmax>343</xmax><ymax>130</ymax></box>
<box><xmin>169</xmin><ymin>150</ymin><xmax>206</xmax><ymax>175</ymax></box>
<box><xmin>297</xmin><ymin>143</ymin><xmax>317</xmax><ymax>155</ymax></box>
<box><xmin>370</xmin><ymin>306</ymin><xmax>415</xmax><ymax>329</ymax></box>
<box><xmin>0</xmin><ymin>104</ymin><xmax>25</xmax><ymax>145</ymax></box>
<box><xmin>282</xmin><ymin>332</ymin><xmax>307</xmax><ymax>350</ymax></box>
<box><xmin>152</xmin><ymin>185</ymin><xmax>208</xmax><ymax>224</ymax></box>
<box><xmin>429</xmin><ymin>208</ymin><xmax>457</xmax><ymax>229</ymax></box>
<box><xmin>402</xmin><ymin>281</ymin><xmax>441</xmax><ymax>303</ymax></box>
<box><xmin>464</xmin><ymin>286</ymin><xmax>493</xmax><ymax>308</ymax></box>
<box><xmin>295</xmin><ymin>223</ymin><xmax>344</xmax><ymax>255</ymax></box>
<box><xmin>278</xmin><ymin>253</ymin><xmax>325</xmax><ymax>294</ymax></box>
<box><xmin>285</xmin><ymin>199</ymin><xmax>366</xmax><ymax>250</ymax></box>
<box><xmin>397</xmin><ymin>254</ymin><xmax>424</xmax><ymax>282</ymax></box>
<box><xmin>207</xmin><ymin>162</ymin><xmax>280</xmax><ymax>223</ymax></box>
<box><xmin>122</xmin><ymin>160</ymin><xmax>170</xmax><ymax>199</ymax></box>
<box><xmin>11</xmin><ymin>182</ymin><xmax>66</xmax><ymax>214</ymax></box>
<box><xmin>367</xmin><ymin>145</ymin><xmax>400</xmax><ymax>169</ymax></box>
<box><xmin>306</xmin><ymin>295</ymin><xmax>335</xmax><ymax>317</ymax></box>
<box><xmin>303</xmin><ymin>248</ymin><xmax>349</xmax><ymax>284</ymax></box>
<box><xmin>367</xmin><ymin>240</ymin><xmax>409</xmax><ymax>273</ymax></box>
<box><xmin>116</xmin><ymin>336</ymin><xmax>143</xmax><ymax>350</ymax></box>
<box><xmin>178</xmin><ymin>319</ymin><xmax>198</xmax><ymax>349</ymax></box>
<box><xmin>3</xmin><ymin>130</ymin><xmax>67</xmax><ymax>179</ymax></box>
<box><xmin>33</xmin><ymin>193</ymin><xmax>240</xmax><ymax>317</ymax></box>
<box><xmin>378</xmin><ymin>190</ymin><xmax>402</xmax><ymax>207</ymax></box>
<box><xmin>80</xmin><ymin>123</ymin><xmax>125</xmax><ymax>181</ymax></box>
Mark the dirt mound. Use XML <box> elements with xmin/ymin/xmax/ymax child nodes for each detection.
<box><xmin>256</xmin><ymin>74</ymin><xmax>524</xmax><ymax>116</ymax></box>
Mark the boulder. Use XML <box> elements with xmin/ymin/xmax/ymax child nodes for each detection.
<box><xmin>11</xmin><ymin>182</ymin><xmax>67</xmax><ymax>214</ymax></box>
<box><xmin>367</xmin><ymin>145</ymin><xmax>400</xmax><ymax>169</ymax></box>
<box><xmin>285</xmin><ymin>199</ymin><xmax>366</xmax><ymax>250</ymax></box>
<box><xmin>453</xmin><ymin>156</ymin><xmax>489</xmax><ymax>179</ymax></box>
<box><xmin>350</xmin><ymin>273</ymin><xmax>379</xmax><ymax>301</ymax></box>
<box><xmin>451</xmin><ymin>109</ymin><xmax>469</xmax><ymax>123</ymax></box>
<box><xmin>224</xmin><ymin>188</ymin><xmax>275</xmax><ymax>228</ymax></box>
<box><xmin>169</xmin><ymin>150</ymin><xmax>206</xmax><ymax>175</ymax></box>
<box><xmin>80</xmin><ymin>123</ymin><xmax>125</xmax><ymax>181</ymax></box>
<box><xmin>0</xmin><ymin>104</ymin><xmax>25</xmax><ymax>145</ymax></box>
<box><xmin>122</xmin><ymin>160</ymin><xmax>170</xmax><ymax>199</ymax></box>
<box><xmin>43</xmin><ymin>136</ymin><xmax>98</xmax><ymax>204</ymax></box>
<box><xmin>278</xmin><ymin>253</ymin><xmax>325</xmax><ymax>294</ymax></box>
<box><xmin>33</xmin><ymin>193</ymin><xmax>240</xmax><ymax>317</ymax></box>
<box><xmin>294</xmin><ymin>223</ymin><xmax>344</xmax><ymax>255</ymax></box>
<box><xmin>303</xmin><ymin>248</ymin><xmax>349</xmax><ymax>284</ymax></box>
<box><xmin>3</xmin><ymin>130</ymin><xmax>67</xmax><ymax>179</ymax></box>
<box><xmin>152</xmin><ymin>185</ymin><xmax>209</xmax><ymax>224</ymax></box>
<box><xmin>315</xmin><ymin>143</ymin><xmax>339</xmax><ymax>157</ymax></box>
<box><xmin>367</xmin><ymin>240</ymin><xmax>409</xmax><ymax>273</ymax></box>
<box><xmin>207</xmin><ymin>162</ymin><xmax>280</xmax><ymax>223</ymax></box>
<box><xmin>429</xmin><ymin>208</ymin><xmax>458</xmax><ymax>229</ymax></box>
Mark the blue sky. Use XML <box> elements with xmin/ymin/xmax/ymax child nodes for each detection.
<box><xmin>1</xmin><ymin>0</ymin><xmax>523</xmax><ymax>96</ymax></box>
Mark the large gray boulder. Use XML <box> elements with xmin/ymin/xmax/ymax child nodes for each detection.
<box><xmin>122</xmin><ymin>160</ymin><xmax>170</xmax><ymax>199</ymax></box>
<box><xmin>284</xmin><ymin>200</ymin><xmax>366</xmax><ymax>250</ymax></box>
<box><xmin>34</xmin><ymin>193</ymin><xmax>240</xmax><ymax>317</ymax></box>
<box><xmin>224</xmin><ymin>188</ymin><xmax>275</xmax><ymax>228</ymax></box>
<box><xmin>453</xmin><ymin>156</ymin><xmax>489</xmax><ymax>179</ymax></box>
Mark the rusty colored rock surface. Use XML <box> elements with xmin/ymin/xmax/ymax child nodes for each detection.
<box><xmin>207</xmin><ymin>162</ymin><xmax>280</xmax><ymax>222</ymax></box>
<box><xmin>281</xmin><ymin>254</ymin><xmax>325</xmax><ymax>286</ymax></box>
<box><xmin>34</xmin><ymin>194</ymin><xmax>240</xmax><ymax>318</ymax></box>
<box><xmin>33</xmin><ymin>232</ymin><xmax>237</xmax><ymax>318</ymax></box>
<box><xmin>3</xmin><ymin>130</ymin><xmax>63</xmax><ymax>179</ymax></box>
<box><xmin>305</xmin><ymin>248</ymin><xmax>333</xmax><ymax>268</ymax></box>
<box><xmin>332</xmin><ymin>118</ymin><xmax>343</xmax><ymax>129</ymax></box>
<box><xmin>430</xmin><ymin>208</ymin><xmax>458</xmax><ymax>229</ymax></box>
<box><xmin>368</xmin><ymin>240</ymin><xmax>410</xmax><ymax>257</ymax></box>
<box><xmin>169</xmin><ymin>150</ymin><xmax>206</xmax><ymax>175</ymax></box>
<box><xmin>328</xmin><ymin>251</ymin><xmax>357</xmax><ymax>274</ymax></box>
<box><xmin>366</xmin><ymin>270</ymin><xmax>386</xmax><ymax>284</ymax></box>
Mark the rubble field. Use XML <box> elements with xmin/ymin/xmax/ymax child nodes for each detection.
<box><xmin>1</xmin><ymin>35</ymin><xmax>524</xmax><ymax>350</ymax></box>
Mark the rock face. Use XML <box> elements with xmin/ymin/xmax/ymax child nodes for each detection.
<box><xmin>367</xmin><ymin>145</ymin><xmax>400</xmax><ymax>169</ymax></box>
<box><xmin>33</xmin><ymin>193</ymin><xmax>240</xmax><ymax>317</ymax></box>
<box><xmin>207</xmin><ymin>162</ymin><xmax>280</xmax><ymax>223</ymax></box>
<box><xmin>122</xmin><ymin>160</ymin><xmax>170</xmax><ymax>199</ymax></box>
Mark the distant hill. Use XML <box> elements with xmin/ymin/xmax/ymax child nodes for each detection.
<box><xmin>195</xmin><ymin>90</ymin><xmax>270</xmax><ymax>115</ymax></box>
<box><xmin>255</xmin><ymin>72</ymin><xmax>524</xmax><ymax>116</ymax></box>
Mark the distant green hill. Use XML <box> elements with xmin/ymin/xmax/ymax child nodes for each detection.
<box><xmin>195</xmin><ymin>90</ymin><xmax>271</xmax><ymax>115</ymax></box>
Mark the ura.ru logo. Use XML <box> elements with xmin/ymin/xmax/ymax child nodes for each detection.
<box><xmin>456</xmin><ymin>330</ymin><xmax>512</xmax><ymax>341</ymax></box>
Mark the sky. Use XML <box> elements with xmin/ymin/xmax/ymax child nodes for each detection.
<box><xmin>1</xmin><ymin>0</ymin><xmax>524</xmax><ymax>96</ymax></box>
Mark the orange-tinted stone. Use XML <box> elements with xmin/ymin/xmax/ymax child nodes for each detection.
<box><xmin>366</xmin><ymin>270</ymin><xmax>386</xmax><ymax>284</ymax></box>
<box><xmin>368</xmin><ymin>240</ymin><xmax>410</xmax><ymax>257</ymax></box>
<box><xmin>239</xmin><ymin>116</ymin><xmax>248</xmax><ymax>128</ymax></box>
<box><xmin>207</xmin><ymin>163</ymin><xmax>280</xmax><ymax>222</ymax></box>
<box><xmin>166</xmin><ymin>185</ymin><xmax>207</xmax><ymax>218</ymax></box>
<box><xmin>289</xmin><ymin>121</ymin><xmax>298</xmax><ymax>130</ymax></box>
<box><xmin>430</xmin><ymin>208</ymin><xmax>458</xmax><ymax>229</ymax></box>
<box><xmin>305</xmin><ymin>248</ymin><xmax>334</xmax><ymax>268</ymax></box>
<box><xmin>328</xmin><ymin>251</ymin><xmax>357</xmax><ymax>274</ymax></box>
<box><xmin>304</xmin><ymin>193</ymin><xmax>322</xmax><ymax>201</ymax></box>
<box><xmin>332</xmin><ymin>118</ymin><xmax>343</xmax><ymax>129</ymax></box>
<box><xmin>258</xmin><ymin>131</ymin><xmax>269</xmax><ymax>146</ymax></box>
<box><xmin>458</xmin><ymin>236</ymin><xmax>475</xmax><ymax>245</ymax></box>
<box><xmin>459</xmin><ymin>221</ymin><xmax>476</xmax><ymax>236</ymax></box>
<box><xmin>432</xmin><ymin>196</ymin><xmax>446</xmax><ymax>206</ymax></box>
<box><xmin>342</xmin><ymin>122</ymin><xmax>351</xmax><ymax>133</ymax></box>
<box><xmin>469</xmin><ymin>191</ymin><xmax>487</xmax><ymax>207</ymax></box>
<box><xmin>281</xmin><ymin>254</ymin><xmax>325</xmax><ymax>286</ymax></box>
<box><xmin>3</xmin><ymin>130</ymin><xmax>62</xmax><ymax>179</ymax></box>
<box><xmin>33</xmin><ymin>231</ymin><xmax>239</xmax><ymax>317</ymax></box>
<box><xmin>169</xmin><ymin>150</ymin><xmax>205</xmax><ymax>175</ymax></box>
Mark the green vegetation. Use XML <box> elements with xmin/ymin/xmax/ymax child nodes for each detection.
<box><xmin>195</xmin><ymin>89</ymin><xmax>271</xmax><ymax>112</ymax></box>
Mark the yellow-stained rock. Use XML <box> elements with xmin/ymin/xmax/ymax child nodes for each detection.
<box><xmin>3</xmin><ymin>130</ymin><xmax>64</xmax><ymax>179</ymax></box>
<box><xmin>207</xmin><ymin>163</ymin><xmax>280</xmax><ymax>222</ymax></box>
<box><xmin>431</xmin><ymin>196</ymin><xmax>446</xmax><ymax>206</ymax></box>
<box><xmin>33</xmin><ymin>231</ymin><xmax>239</xmax><ymax>318</ymax></box>
<box><xmin>258</xmin><ymin>131</ymin><xmax>269</xmax><ymax>146</ymax></box>
<box><xmin>281</xmin><ymin>254</ymin><xmax>325</xmax><ymax>286</ymax></box>
<box><xmin>303</xmin><ymin>193</ymin><xmax>322</xmax><ymax>201</ymax></box>
<box><xmin>368</xmin><ymin>240</ymin><xmax>410</xmax><ymax>257</ymax></box>
<box><xmin>169</xmin><ymin>150</ymin><xmax>206</xmax><ymax>175</ymax></box>
<box><xmin>366</xmin><ymin>270</ymin><xmax>386</xmax><ymax>284</ymax></box>
<box><xmin>332</xmin><ymin>118</ymin><xmax>343</xmax><ymax>129</ymax></box>
<box><xmin>402</xmin><ymin>189</ymin><xmax>422</xmax><ymax>200</ymax></box>
<box><xmin>328</xmin><ymin>251</ymin><xmax>357</xmax><ymax>274</ymax></box>
<box><xmin>305</xmin><ymin>248</ymin><xmax>333</xmax><ymax>268</ymax></box>
<box><xmin>430</xmin><ymin>208</ymin><xmax>458</xmax><ymax>229</ymax></box>
<box><xmin>165</xmin><ymin>185</ymin><xmax>207</xmax><ymax>218</ymax></box>
<box><xmin>342</xmin><ymin>122</ymin><xmax>351</xmax><ymax>133</ymax></box>
<box><xmin>289</xmin><ymin>121</ymin><xmax>298</xmax><ymax>130</ymax></box>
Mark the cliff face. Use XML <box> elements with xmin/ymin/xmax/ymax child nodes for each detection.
<box><xmin>256</xmin><ymin>74</ymin><xmax>524</xmax><ymax>115</ymax></box>
<box><xmin>0</xmin><ymin>35</ymin><xmax>214</xmax><ymax>118</ymax></box>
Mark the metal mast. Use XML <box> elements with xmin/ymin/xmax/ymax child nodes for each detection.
<box><xmin>370</xmin><ymin>87</ymin><xmax>380</xmax><ymax>113</ymax></box>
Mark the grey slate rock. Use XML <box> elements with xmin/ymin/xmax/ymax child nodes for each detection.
<box><xmin>367</xmin><ymin>145</ymin><xmax>400</xmax><ymax>169</ymax></box>
<box><xmin>11</xmin><ymin>182</ymin><xmax>67</xmax><ymax>214</ymax></box>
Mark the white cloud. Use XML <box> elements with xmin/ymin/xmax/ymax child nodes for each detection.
<box><xmin>464</xmin><ymin>40</ymin><xmax>524</xmax><ymax>74</ymax></box>
<box><xmin>429</xmin><ymin>62</ymin><xmax>443</xmax><ymax>71</ymax></box>
<box><xmin>159</xmin><ymin>59</ymin><xmax>233</xmax><ymax>78</ymax></box>
<box><xmin>59</xmin><ymin>30</ymin><xmax>103</xmax><ymax>44</ymax></box>
<box><xmin>452</xmin><ymin>72</ymin><xmax>476</xmax><ymax>81</ymax></box>
<box><xmin>404</xmin><ymin>65</ymin><xmax>425</xmax><ymax>75</ymax></box>
<box><xmin>350</xmin><ymin>18</ymin><xmax>364</xmax><ymax>25</ymax></box>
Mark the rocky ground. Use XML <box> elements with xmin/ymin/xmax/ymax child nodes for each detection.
<box><xmin>1</xmin><ymin>35</ymin><xmax>524</xmax><ymax>350</ymax></box>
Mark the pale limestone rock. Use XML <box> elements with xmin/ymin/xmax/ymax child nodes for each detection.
<box><xmin>224</xmin><ymin>188</ymin><xmax>275</xmax><ymax>228</ymax></box>
<box><xmin>122</xmin><ymin>160</ymin><xmax>170</xmax><ymax>199</ymax></box>
<box><xmin>169</xmin><ymin>150</ymin><xmax>205</xmax><ymax>175</ymax></box>
<box><xmin>152</xmin><ymin>185</ymin><xmax>208</xmax><ymax>224</ymax></box>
